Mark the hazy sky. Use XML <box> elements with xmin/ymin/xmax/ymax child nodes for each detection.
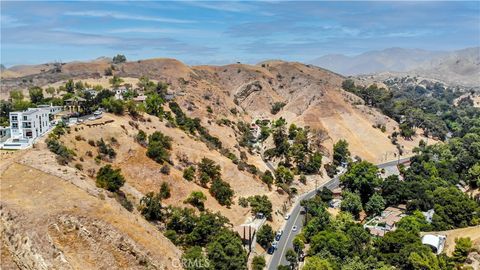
<box><xmin>1</xmin><ymin>1</ymin><xmax>479</xmax><ymax>66</ymax></box>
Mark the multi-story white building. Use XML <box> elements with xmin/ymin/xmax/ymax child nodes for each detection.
<box><xmin>10</xmin><ymin>108</ymin><xmax>51</xmax><ymax>140</ymax></box>
<box><xmin>1</xmin><ymin>106</ymin><xmax>61</xmax><ymax>149</ymax></box>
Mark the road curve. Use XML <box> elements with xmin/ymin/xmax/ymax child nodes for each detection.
<box><xmin>267</xmin><ymin>157</ymin><xmax>411</xmax><ymax>269</ymax></box>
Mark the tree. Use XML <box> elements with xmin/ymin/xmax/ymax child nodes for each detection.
<box><xmin>74</xmin><ymin>81</ymin><xmax>85</xmax><ymax>91</ymax></box>
<box><xmin>309</xmin><ymin>230</ymin><xmax>351</xmax><ymax>259</ymax></box>
<box><xmin>145</xmin><ymin>93</ymin><xmax>165</xmax><ymax>116</ymax></box>
<box><xmin>303</xmin><ymin>256</ymin><xmax>333</xmax><ymax>270</ymax></box>
<box><xmin>247</xmin><ymin>195</ymin><xmax>273</xmax><ymax>220</ymax></box>
<box><xmin>135</xmin><ymin>130</ymin><xmax>147</xmax><ymax>147</ymax></box>
<box><xmin>318</xmin><ymin>187</ymin><xmax>333</xmax><ymax>202</ymax></box>
<box><xmin>159</xmin><ymin>182</ymin><xmax>171</xmax><ymax>199</ymax></box>
<box><xmin>365</xmin><ymin>193</ymin><xmax>386</xmax><ymax>216</ymax></box>
<box><xmin>198</xmin><ymin>158</ymin><xmax>221</xmax><ymax>186</ymax></box>
<box><xmin>304</xmin><ymin>207</ymin><xmax>331</xmax><ymax>240</ymax></box>
<box><xmin>431</xmin><ymin>187</ymin><xmax>478</xmax><ymax>229</ymax></box>
<box><xmin>181</xmin><ymin>246</ymin><xmax>210</xmax><ymax>270</ymax></box>
<box><xmin>96</xmin><ymin>165</ymin><xmax>125</xmax><ymax>192</ymax></box>
<box><xmin>452</xmin><ymin>237</ymin><xmax>472</xmax><ymax>263</ymax></box>
<box><xmin>256</xmin><ymin>224</ymin><xmax>274</xmax><ymax>249</ymax></box>
<box><xmin>10</xmin><ymin>90</ymin><xmax>24</xmax><ymax>101</ymax></box>
<box><xmin>333</xmin><ymin>139</ymin><xmax>350</xmax><ymax>167</ymax></box>
<box><xmin>112</xmin><ymin>54</ymin><xmax>127</xmax><ymax>64</ymax></box>
<box><xmin>285</xmin><ymin>249</ymin><xmax>298</xmax><ymax>268</ymax></box>
<box><xmin>206</xmin><ymin>229</ymin><xmax>247</xmax><ymax>270</ymax></box>
<box><xmin>261</xmin><ymin>170</ymin><xmax>274</xmax><ymax>188</ymax></box>
<box><xmin>184</xmin><ymin>191</ymin><xmax>207</xmax><ymax>211</ymax></box>
<box><xmin>252</xmin><ymin>255</ymin><xmax>266</xmax><ymax>270</ymax></box>
<box><xmin>209</xmin><ymin>178</ymin><xmax>234</xmax><ymax>206</ymax></box>
<box><xmin>109</xmin><ymin>75</ymin><xmax>124</xmax><ymax>89</ymax></box>
<box><xmin>146</xmin><ymin>131</ymin><xmax>173</xmax><ymax>164</ymax></box>
<box><xmin>340</xmin><ymin>161</ymin><xmax>382</xmax><ymax>204</ymax></box>
<box><xmin>396</xmin><ymin>210</ymin><xmax>431</xmax><ymax>234</ymax></box>
<box><xmin>293</xmin><ymin>235</ymin><xmax>305</xmax><ymax>253</ymax></box>
<box><xmin>65</xmin><ymin>79</ymin><xmax>75</xmax><ymax>93</ymax></box>
<box><xmin>275</xmin><ymin>166</ymin><xmax>294</xmax><ymax>185</ymax></box>
<box><xmin>28</xmin><ymin>86</ymin><xmax>44</xmax><ymax>104</ymax></box>
<box><xmin>340</xmin><ymin>191</ymin><xmax>363</xmax><ymax>219</ymax></box>
<box><xmin>45</xmin><ymin>86</ymin><xmax>56</xmax><ymax>97</ymax></box>
<box><xmin>101</xmin><ymin>97</ymin><xmax>124</xmax><ymax>115</ymax></box>
<box><xmin>183</xmin><ymin>166</ymin><xmax>196</xmax><ymax>181</ymax></box>
<box><xmin>376</xmin><ymin>229</ymin><xmax>423</xmax><ymax>267</ymax></box>
<box><xmin>140</xmin><ymin>192</ymin><xmax>162</xmax><ymax>221</ymax></box>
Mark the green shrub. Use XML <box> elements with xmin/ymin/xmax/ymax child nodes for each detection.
<box><xmin>96</xmin><ymin>165</ymin><xmax>125</xmax><ymax>192</ymax></box>
<box><xmin>159</xmin><ymin>182</ymin><xmax>171</xmax><ymax>199</ymax></box>
<box><xmin>271</xmin><ymin>102</ymin><xmax>286</xmax><ymax>115</ymax></box>
<box><xmin>146</xmin><ymin>131</ymin><xmax>173</xmax><ymax>164</ymax></box>
<box><xmin>183</xmin><ymin>166</ymin><xmax>196</xmax><ymax>181</ymax></box>
<box><xmin>210</xmin><ymin>178</ymin><xmax>234</xmax><ymax>207</ymax></box>
<box><xmin>184</xmin><ymin>191</ymin><xmax>207</xmax><ymax>211</ymax></box>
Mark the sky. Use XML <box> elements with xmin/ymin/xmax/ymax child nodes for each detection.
<box><xmin>1</xmin><ymin>1</ymin><xmax>479</xmax><ymax>67</ymax></box>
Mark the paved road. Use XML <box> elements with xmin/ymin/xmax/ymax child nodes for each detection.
<box><xmin>267</xmin><ymin>157</ymin><xmax>411</xmax><ymax>269</ymax></box>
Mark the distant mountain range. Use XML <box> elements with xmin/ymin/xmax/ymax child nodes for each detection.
<box><xmin>310</xmin><ymin>47</ymin><xmax>480</xmax><ymax>87</ymax></box>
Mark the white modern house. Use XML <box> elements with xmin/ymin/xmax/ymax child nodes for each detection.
<box><xmin>114</xmin><ymin>87</ymin><xmax>128</xmax><ymax>100</ymax></box>
<box><xmin>1</xmin><ymin>106</ymin><xmax>61</xmax><ymax>149</ymax></box>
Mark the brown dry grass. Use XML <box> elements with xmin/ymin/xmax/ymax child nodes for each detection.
<box><xmin>1</xmin><ymin>162</ymin><xmax>181</xmax><ymax>269</ymax></box>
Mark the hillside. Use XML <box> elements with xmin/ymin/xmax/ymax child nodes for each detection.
<box><xmin>1</xmin><ymin>58</ymin><xmax>433</xmax><ymax>268</ymax></box>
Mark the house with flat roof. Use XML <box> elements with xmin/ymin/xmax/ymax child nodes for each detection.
<box><xmin>1</xmin><ymin>106</ymin><xmax>61</xmax><ymax>149</ymax></box>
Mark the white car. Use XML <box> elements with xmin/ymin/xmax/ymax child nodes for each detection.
<box><xmin>284</xmin><ymin>214</ymin><xmax>291</xmax><ymax>220</ymax></box>
<box><xmin>88</xmin><ymin>116</ymin><xmax>96</xmax><ymax>121</ymax></box>
<box><xmin>272</xmin><ymin>241</ymin><xmax>278</xmax><ymax>249</ymax></box>
<box><xmin>292</xmin><ymin>226</ymin><xmax>298</xmax><ymax>232</ymax></box>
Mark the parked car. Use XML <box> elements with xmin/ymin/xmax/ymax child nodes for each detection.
<box><xmin>272</xmin><ymin>241</ymin><xmax>278</xmax><ymax>249</ymax></box>
<box><xmin>292</xmin><ymin>225</ymin><xmax>297</xmax><ymax>232</ymax></box>
<box><xmin>275</xmin><ymin>230</ymin><xmax>283</xmax><ymax>241</ymax></box>
<box><xmin>267</xmin><ymin>246</ymin><xmax>275</xmax><ymax>254</ymax></box>
<box><xmin>284</xmin><ymin>214</ymin><xmax>291</xmax><ymax>220</ymax></box>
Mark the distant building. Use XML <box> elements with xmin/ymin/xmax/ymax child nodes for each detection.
<box><xmin>64</xmin><ymin>96</ymin><xmax>86</xmax><ymax>112</ymax></box>
<box><xmin>84</xmin><ymin>88</ymin><xmax>98</xmax><ymax>98</ymax></box>
<box><xmin>422</xmin><ymin>234</ymin><xmax>446</xmax><ymax>255</ymax></box>
<box><xmin>133</xmin><ymin>95</ymin><xmax>147</xmax><ymax>103</ymax></box>
<box><xmin>422</xmin><ymin>209</ymin><xmax>435</xmax><ymax>223</ymax></box>
<box><xmin>114</xmin><ymin>87</ymin><xmax>128</xmax><ymax>100</ymax></box>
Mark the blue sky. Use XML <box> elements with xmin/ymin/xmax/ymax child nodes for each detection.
<box><xmin>1</xmin><ymin>1</ymin><xmax>479</xmax><ymax>67</ymax></box>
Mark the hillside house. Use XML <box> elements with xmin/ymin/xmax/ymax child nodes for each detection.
<box><xmin>1</xmin><ymin>106</ymin><xmax>60</xmax><ymax>149</ymax></box>
<box><xmin>114</xmin><ymin>87</ymin><xmax>128</xmax><ymax>100</ymax></box>
<box><xmin>364</xmin><ymin>204</ymin><xmax>407</xmax><ymax>237</ymax></box>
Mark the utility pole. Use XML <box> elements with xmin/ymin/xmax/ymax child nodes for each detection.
<box><xmin>248</xmin><ymin>226</ymin><xmax>252</xmax><ymax>253</ymax></box>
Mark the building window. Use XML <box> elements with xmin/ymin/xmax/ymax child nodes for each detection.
<box><xmin>11</xmin><ymin>115</ymin><xmax>17</xmax><ymax>121</ymax></box>
<box><xmin>12</xmin><ymin>123</ymin><xmax>18</xmax><ymax>129</ymax></box>
<box><xmin>23</xmin><ymin>116</ymin><xmax>28</xmax><ymax>121</ymax></box>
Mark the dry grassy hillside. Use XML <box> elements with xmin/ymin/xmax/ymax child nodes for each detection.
<box><xmin>0</xmin><ymin>57</ymin><xmax>435</xmax><ymax>268</ymax></box>
<box><xmin>1</xmin><ymin>58</ymin><xmax>430</xmax><ymax>161</ymax></box>
<box><xmin>0</xmin><ymin>148</ymin><xmax>181</xmax><ymax>269</ymax></box>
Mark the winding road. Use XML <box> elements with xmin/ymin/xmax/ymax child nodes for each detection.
<box><xmin>267</xmin><ymin>157</ymin><xmax>411</xmax><ymax>269</ymax></box>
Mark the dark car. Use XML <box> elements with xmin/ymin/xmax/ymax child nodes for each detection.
<box><xmin>267</xmin><ymin>246</ymin><xmax>275</xmax><ymax>254</ymax></box>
